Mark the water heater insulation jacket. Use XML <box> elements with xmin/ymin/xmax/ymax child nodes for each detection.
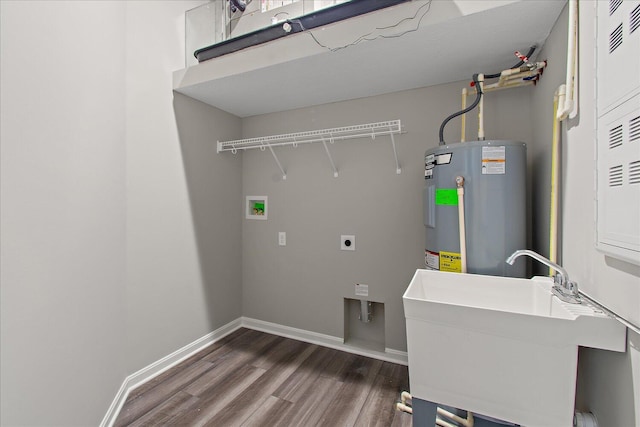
<box><xmin>423</xmin><ymin>140</ymin><xmax>526</xmax><ymax>277</ymax></box>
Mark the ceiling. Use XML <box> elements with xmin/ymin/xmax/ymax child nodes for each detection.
<box><xmin>173</xmin><ymin>0</ymin><xmax>567</xmax><ymax>118</ymax></box>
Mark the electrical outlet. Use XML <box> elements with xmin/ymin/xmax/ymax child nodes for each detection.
<box><xmin>341</xmin><ymin>235</ymin><xmax>355</xmax><ymax>251</ymax></box>
<box><xmin>278</xmin><ymin>232</ymin><xmax>286</xmax><ymax>246</ymax></box>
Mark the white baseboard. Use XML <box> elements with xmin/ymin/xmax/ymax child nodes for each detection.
<box><xmin>100</xmin><ymin>318</ymin><xmax>242</xmax><ymax>427</ymax></box>
<box><xmin>241</xmin><ymin>317</ymin><xmax>408</xmax><ymax>365</ymax></box>
<box><xmin>102</xmin><ymin>317</ymin><xmax>407</xmax><ymax>426</ymax></box>
<box><xmin>385</xmin><ymin>347</ymin><xmax>409</xmax><ymax>360</ymax></box>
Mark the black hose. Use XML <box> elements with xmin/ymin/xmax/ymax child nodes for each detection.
<box><xmin>439</xmin><ymin>74</ymin><xmax>482</xmax><ymax>145</ymax></box>
<box><xmin>437</xmin><ymin>45</ymin><xmax>537</xmax><ymax>145</ymax></box>
<box><xmin>485</xmin><ymin>45</ymin><xmax>537</xmax><ymax>79</ymax></box>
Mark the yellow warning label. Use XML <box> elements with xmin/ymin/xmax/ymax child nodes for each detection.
<box><xmin>439</xmin><ymin>251</ymin><xmax>462</xmax><ymax>272</ymax></box>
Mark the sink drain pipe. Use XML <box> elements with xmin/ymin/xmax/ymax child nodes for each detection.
<box><xmin>359</xmin><ymin>300</ymin><xmax>372</xmax><ymax>323</ymax></box>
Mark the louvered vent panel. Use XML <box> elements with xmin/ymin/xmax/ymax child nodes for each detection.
<box><xmin>598</xmin><ymin>1</ymin><xmax>640</xmax><ymax>109</ymax></box>
<box><xmin>611</xmin><ymin>0</ymin><xmax>623</xmax><ymax>15</ymax></box>
<box><xmin>630</xmin><ymin>160</ymin><xmax>640</xmax><ymax>184</ymax></box>
<box><xmin>609</xmin><ymin>165</ymin><xmax>624</xmax><ymax>186</ymax></box>
<box><xmin>596</xmin><ymin>2</ymin><xmax>639</xmax><ymax>264</ymax></box>
<box><xmin>609</xmin><ymin>124</ymin><xmax>624</xmax><ymax>148</ymax></box>
<box><xmin>631</xmin><ymin>4</ymin><xmax>640</xmax><ymax>32</ymax></box>
<box><xmin>630</xmin><ymin>115</ymin><xmax>640</xmax><ymax>141</ymax></box>
<box><xmin>610</xmin><ymin>23</ymin><xmax>624</xmax><ymax>52</ymax></box>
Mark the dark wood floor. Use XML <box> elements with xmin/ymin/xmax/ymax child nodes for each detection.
<box><xmin>115</xmin><ymin>328</ymin><xmax>412</xmax><ymax>427</ymax></box>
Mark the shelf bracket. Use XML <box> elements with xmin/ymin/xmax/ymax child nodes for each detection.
<box><xmin>389</xmin><ymin>126</ymin><xmax>401</xmax><ymax>174</ymax></box>
<box><xmin>264</xmin><ymin>141</ymin><xmax>287</xmax><ymax>180</ymax></box>
<box><xmin>321</xmin><ymin>136</ymin><xmax>339</xmax><ymax>178</ymax></box>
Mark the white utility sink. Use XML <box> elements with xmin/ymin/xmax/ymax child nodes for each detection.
<box><xmin>403</xmin><ymin>269</ymin><xmax>627</xmax><ymax>427</ymax></box>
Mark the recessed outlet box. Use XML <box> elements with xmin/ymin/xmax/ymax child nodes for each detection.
<box><xmin>341</xmin><ymin>235</ymin><xmax>355</xmax><ymax>251</ymax></box>
<box><xmin>246</xmin><ymin>196</ymin><xmax>267</xmax><ymax>220</ymax></box>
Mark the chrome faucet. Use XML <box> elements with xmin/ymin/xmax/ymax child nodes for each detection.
<box><xmin>506</xmin><ymin>250</ymin><xmax>581</xmax><ymax>304</ymax></box>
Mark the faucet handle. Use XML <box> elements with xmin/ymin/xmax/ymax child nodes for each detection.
<box><xmin>553</xmin><ymin>272</ymin><xmax>565</xmax><ymax>287</ymax></box>
<box><xmin>552</xmin><ymin>274</ymin><xmax>581</xmax><ymax>303</ymax></box>
<box><xmin>553</xmin><ymin>272</ymin><xmax>579</xmax><ymax>291</ymax></box>
<box><xmin>566</xmin><ymin>280</ymin><xmax>579</xmax><ymax>295</ymax></box>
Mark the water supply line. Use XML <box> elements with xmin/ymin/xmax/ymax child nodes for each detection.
<box><xmin>436</xmin><ymin>407</ymin><xmax>474</xmax><ymax>427</ymax></box>
<box><xmin>397</xmin><ymin>392</ymin><xmax>594</xmax><ymax>427</ymax></box>
<box><xmin>483</xmin><ymin>45</ymin><xmax>537</xmax><ymax>79</ymax></box>
<box><xmin>456</xmin><ymin>176</ymin><xmax>467</xmax><ymax>273</ymax></box>
<box><xmin>458</xmin><ymin>71</ymin><xmax>542</xmax><ymax>138</ymax></box>
<box><xmin>550</xmin><ymin>0</ymin><xmax>579</xmax><ymax>268</ymax></box>
<box><xmin>396</xmin><ymin>392</ymin><xmax>474</xmax><ymax>426</ymax></box>
<box><xmin>557</xmin><ymin>0</ymin><xmax>578</xmax><ymax>120</ymax></box>
<box><xmin>439</xmin><ymin>74</ymin><xmax>483</xmax><ymax>145</ymax></box>
<box><xmin>549</xmin><ymin>89</ymin><xmax>561</xmax><ymax>271</ymax></box>
<box><xmin>439</xmin><ymin>45</ymin><xmax>538</xmax><ymax>145</ymax></box>
<box><xmin>477</xmin><ymin>74</ymin><xmax>485</xmax><ymax>141</ymax></box>
<box><xmin>496</xmin><ymin>62</ymin><xmax>546</xmax><ymax>86</ymax></box>
<box><xmin>396</xmin><ymin>391</ymin><xmax>413</xmax><ymax>414</ymax></box>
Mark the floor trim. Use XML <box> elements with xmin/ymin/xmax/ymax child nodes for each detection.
<box><xmin>241</xmin><ymin>317</ymin><xmax>408</xmax><ymax>366</ymax></box>
<box><xmin>101</xmin><ymin>317</ymin><xmax>408</xmax><ymax>426</ymax></box>
<box><xmin>100</xmin><ymin>318</ymin><xmax>242</xmax><ymax>427</ymax></box>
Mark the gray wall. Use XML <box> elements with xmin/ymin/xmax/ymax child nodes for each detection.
<box><xmin>564</xmin><ymin>2</ymin><xmax>640</xmax><ymax>424</ymax></box>
<box><xmin>0</xmin><ymin>2</ymin><xmax>128</xmax><ymax>425</ymax></box>
<box><xmin>124</xmin><ymin>1</ymin><xmax>243</xmax><ymax>374</ymax></box>
<box><xmin>0</xmin><ymin>1</ymin><xmax>243</xmax><ymax>425</ymax></box>
<box><xmin>241</xmin><ymin>81</ymin><xmax>533</xmax><ymax>352</ymax></box>
<box><xmin>529</xmin><ymin>3</ymin><xmax>640</xmax><ymax>424</ymax></box>
<box><xmin>3</xmin><ymin>1</ymin><xmax>637</xmax><ymax>425</ymax></box>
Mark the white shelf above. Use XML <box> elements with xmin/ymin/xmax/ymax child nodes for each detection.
<box><xmin>217</xmin><ymin>120</ymin><xmax>403</xmax><ymax>179</ymax></box>
<box><xmin>173</xmin><ymin>1</ymin><xmax>566</xmax><ymax>118</ymax></box>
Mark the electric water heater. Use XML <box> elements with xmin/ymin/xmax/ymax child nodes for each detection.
<box><xmin>424</xmin><ymin>140</ymin><xmax>526</xmax><ymax>277</ymax></box>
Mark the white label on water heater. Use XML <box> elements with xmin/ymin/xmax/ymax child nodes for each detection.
<box><xmin>481</xmin><ymin>146</ymin><xmax>506</xmax><ymax>175</ymax></box>
<box><xmin>425</xmin><ymin>250</ymin><xmax>439</xmax><ymax>269</ymax></box>
<box><xmin>436</xmin><ymin>153</ymin><xmax>452</xmax><ymax>165</ymax></box>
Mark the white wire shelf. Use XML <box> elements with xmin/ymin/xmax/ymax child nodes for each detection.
<box><xmin>217</xmin><ymin>120</ymin><xmax>403</xmax><ymax>179</ymax></box>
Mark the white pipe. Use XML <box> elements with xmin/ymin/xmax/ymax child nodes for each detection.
<box><xmin>477</xmin><ymin>74</ymin><xmax>485</xmax><ymax>140</ymax></box>
<box><xmin>498</xmin><ymin>61</ymin><xmax>546</xmax><ymax>85</ymax></box>
<box><xmin>397</xmin><ymin>391</ymin><xmax>474</xmax><ymax>426</ymax></box>
<box><xmin>396</xmin><ymin>402</ymin><xmax>413</xmax><ymax>414</ymax></box>
<box><xmin>548</xmin><ymin>0</ymin><xmax>579</xmax><ymax>278</ymax></box>
<box><xmin>483</xmin><ymin>80</ymin><xmax>535</xmax><ymax>93</ymax></box>
<box><xmin>551</xmin><ymin>0</ymin><xmax>578</xmax><ymax>265</ymax></box>
<box><xmin>499</xmin><ymin>69</ymin><xmax>541</xmax><ymax>84</ymax></box>
<box><xmin>557</xmin><ymin>0</ymin><xmax>578</xmax><ymax>120</ymax></box>
<box><xmin>436</xmin><ymin>418</ymin><xmax>457</xmax><ymax>427</ymax></box>
<box><xmin>456</xmin><ymin>176</ymin><xmax>467</xmax><ymax>273</ymax></box>
<box><xmin>437</xmin><ymin>407</ymin><xmax>474</xmax><ymax>427</ymax></box>
<box><xmin>499</xmin><ymin>73</ymin><xmax>536</xmax><ymax>84</ymax></box>
<box><xmin>465</xmin><ymin>72</ymin><xmax>540</xmax><ymax>94</ymax></box>
<box><xmin>549</xmin><ymin>89</ymin><xmax>561</xmax><ymax>271</ymax></box>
